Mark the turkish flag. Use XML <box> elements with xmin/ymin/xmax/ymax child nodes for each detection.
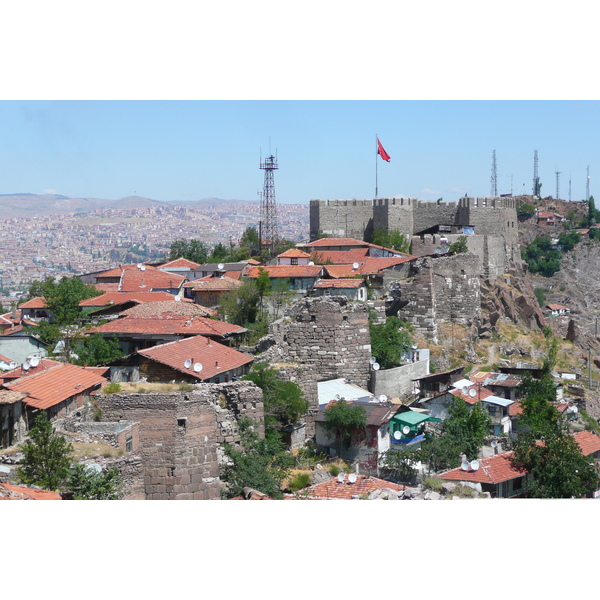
<box><xmin>377</xmin><ymin>137</ymin><xmax>391</xmax><ymax>162</ymax></box>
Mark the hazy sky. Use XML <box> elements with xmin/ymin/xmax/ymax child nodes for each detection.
<box><xmin>0</xmin><ymin>100</ymin><xmax>598</xmax><ymax>204</ymax></box>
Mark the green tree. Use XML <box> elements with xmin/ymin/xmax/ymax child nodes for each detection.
<box><xmin>372</xmin><ymin>229</ymin><xmax>411</xmax><ymax>253</ymax></box>
<box><xmin>448</xmin><ymin>235</ymin><xmax>468</xmax><ymax>255</ymax></box>
<box><xmin>71</xmin><ymin>334</ymin><xmax>124</xmax><ymax>366</ymax></box>
<box><xmin>323</xmin><ymin>399</ymin><xmax>367</xmax><ymax>458</ymax></box>
<box><xmin>440</xmin><ymin>398</ymin><xmax>492</xmax><ymax>461</ymax></box>
<box><xmin>243</xmin><ymin>363</ymin><xmax>309</xmax><ymax>432</ymax></box>
<box><xmin>168</xmin><ymin>238</ymin><xmax>209</xmax><ymax>264</ymax></box>
<box><xmin>67</xmin><ymin>464</ymin><xmax>124</xmax><ymax>500</ymax></box>
<box><xmin>378</xmin><ymin>446</ymin><xmax>421</xmax><ymax>484</ymax></box>
<box><xmin>517</xmin><ymin>202</ymin><xmax>536</xmax><ymax>217</ymax></box>
<box><xmin>17</xmin><ymin>412</ymin><xmax>74</xmax><ymax>491</ymax></box>
<box><xmin>588</xmin><ymin>195</ymin><xmax>596</xmax><ymax>227</ymax></box>
<box><xmin>239</xmin><ymin>226</ymin><xmax>261</xmax><ymax>258</ymax></box>
<box><xmin>221</xmin><ymin>417</ymin><xmax>294</xmax><ymax>499</ymax></box>
<box><xmin>209</xmin><ymin>242</ymin><xmax>229</xmax><ymax>262</ymax></box>
<box><xmin>369</xmin><ymin>316</ymin><xmax>413</xmax><ymax>369</ymax></box>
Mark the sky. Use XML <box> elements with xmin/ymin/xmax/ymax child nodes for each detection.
<box><xmin>1</xmin><ymin>99</ymin><xmax>598</xmax><ymax>204</ymax></box>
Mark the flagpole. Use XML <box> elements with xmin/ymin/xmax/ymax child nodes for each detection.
<box><xmin>375</xmin><ymin>135</ymin><xmax>378</xmax><ymax>199</ymax></box>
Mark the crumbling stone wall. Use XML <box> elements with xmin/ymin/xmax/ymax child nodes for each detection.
<box><xmin>95</xmin><ymin>382</ymin><xmax>264</xmax><ymax>500</ymax></box>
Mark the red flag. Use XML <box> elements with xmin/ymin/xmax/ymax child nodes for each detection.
<box><xmin>377</xmin><ymin>137</ymin><xmax>391</xmax><ymax>162</ymax></box>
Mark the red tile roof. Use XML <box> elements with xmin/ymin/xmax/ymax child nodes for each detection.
<box><xmin>0</xmin><ymin>353</ymin><xmax>15</xmax><ymax>363</ymax></box>
<box><xmin>241</xmin><ymin>259</ymin><xmax>261</xmax><ymax>265</ymax></box>
<box><xmin>5</xmin><ymin>363</ymin><xmax>107</xmax><ymax>410</ymax></box>
<box><xmin>19</xmin><ymin>296</ymin><xmax>48</xmax><ymax>309</ymax></box>
<box><xmin>0</xmin><ymin>358</ymin><xmax>64</xmax><ymax>382</ymax></box>
<box><xmin>87</xmin><ymin>314</ymin><xmax>244</xmax><ymax>338</ymax></box>
<box><xmin>245</xmin><ymin>265</ymin><xmax>323</xmax><ymax>279</ymax></box>
<box><xmin>118</xmin><ymin>269</ymin><xmax>187</xmax><ymax>292</ymax></box>
<box><xmin>0</xmin><ymin>483</ymin><xmax>62</xmax><ymax>500</ymax></box>
<box><xmin>96</xmin><ymin>263</ymin><xmax>159</xmax><ymax>278</ymax></box>
<box><xmin>301</xmin><ymin>474</ymin><xmax>404</xmax><ymax>500</ymax></box>
<box><xmin>573</xmin><ymin>430</ymin><xmax>600</xmax><ymax>456</ymax></box>
<box><xmin>439</xmin><ymin>451</ymin><xmax>527</xmax><ymax>484</ymax></box>
<box><xmin>509</xmin><ymin>401</ymin><xmax>570</xmax><ymax>417</ymax></box>
<box><xmin>138</xmin><ymin>335</ymin><xmax>253</xmax><ymax>380</ymax></box>
<box><xmin>121</xmin><ymin>302</ymin><xmax>216</xmax><ymax>318</ymax></box>
<box><xmin>158</xmin><ymin>257</ymin><xmax>202</xmax><ymax>269</ymax></box>
<box><xmin>277</xmin><ymin>248</ymin><xmax>312</xmax><ymax>258</ymax></box>
<box><xmin>183</xmin><ymin>277</ymin><xmax>243</xmax><ymax>291</ymax></box>
<box><xmin>450</xmin><ymin>386</ymin><xmax>494</xmax><ymax>405</ymax></box>
<box><xmin>546</xmin><ymin>304</ymin><xmax>569</xmax><ymax>311</ymax></box>
<box><xmin>79</xmin><ymin>291</ymin><xmax>187</xmax><ymax>307</ymax></box>
<box><xmin>310</xmin><ymin>249</ymin><xmax>370</xmax><ymax>264</ymax></box>
<box><xmin>324</xmin><ymin>265</ymin><xmax>358</xmax><ymax>278</ymax></box>
<box><xmin>223</xmin><ymin>270</ymin><xmax>243</xmax><ymax>280</ymax></box>
<box><xmin>357</xmin><ymin>256</ymin><xmax>415</xmax><ymax>274</ymax></box>
<box><xmin>313</xmin><ymin>278</ymin><xmax>364</xmax><ymax>289</ymax></box>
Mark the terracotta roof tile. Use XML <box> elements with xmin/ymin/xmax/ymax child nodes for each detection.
<box><xmin>138</xmin><ymin>335</ymin><xmax>253</xmax><ymax>380</ymax></box>
<box><xmin>302</xmin><ymin>474</ymin><xmax>404</xmax><ymax>499</ymax></box>
<box><xmin>324</xmin><ymin>265</ymin><xmax>358</xmax><ymax>278</ymax></box>
<box><xmin>183</xmin><ymin>277</ymin><xmax>243</xmax><ymax>291</ymax></box>
<box><xmin>87</xmin><ymin>314</ymin><xmax>243</xmax><ymax>338</ymax></box>
<box><xmin>573</xmin><ymin>430</ymin><xmax>600</xmax><ymax>456</ymax></box>
<box><xmin>19</xmin><ymin>296</ymin><xmax>48</xmax><ymax>309</ymax></box>
<box><xmin>277</xmin><ymin>249</ymin><xmax>312</xmax><ymax>258</ymax></box>
<box><xmin>5</xmin><ymin>363</ymin><xmax>107</xmax><ymax>410</ymax></box>
<box><xmin>0</xmin><ymin>483</ymin><xmax>62</xmax><ymax>500</ymax></box>
<box><xmin>304</xmin><ymin>237</ymin><xmax>368</xmax><ymax>247</ymax></box>
<box><xmin>310</xmin><ymin>249</ymin><xmax>370</xmax><ymax>264</ymax></box>
<box><xmin>79</xmin><ymin>291</ymin><xmax>187</xmax><ymax>307</ymax></box>
<box><xmin>439</xmin><ymin>451</ymin><xmax>527</xmax><ymax>484</ymax></box>
<box><xmin>158</xmin><ymin>257</ymin><xmax>202</xmax><ymax>269</ymax></box>
<box><xmin>450</xmin><ymin>386</ymin><xmax>494</xmax><ymax>405</ymax></box>
<box><xmin>0</xmin><ymin>358</ymin><xmax>64</xmax><ymax>382</ymax></box>
<box><xmin>313</xmin><ymin>278</ymin><xmax>364</xmax><ymax>289</ymax></box>
<box><xmin>118</xmin><ymin>269</ymin><xmax>186</xmax><ymax>292</ymax></box>
<box><xmin>120</xmin><ymin>302</ymin><xmax>215</xmax><ymax>318</ymax></box>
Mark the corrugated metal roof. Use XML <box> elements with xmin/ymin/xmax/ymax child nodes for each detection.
<box><xmin>317</xmin><ymin>378</ymin><xmax>371</xmax><ymax>404</ymax></box>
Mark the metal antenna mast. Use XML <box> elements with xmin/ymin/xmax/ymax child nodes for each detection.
<box><xmin>555</xmin><ymin>166</ymin><xmax>560</xmax><ymax>200</ymax></box>
<box><xmin>259</xmin><ymin>152</ymin><xmax>279</xmax><ymax>257</ymax></box>
<box><xmin>533</xmin><ymin>150</ymin><xmax>540</xmax><ymax>198</ymax></box>
<box><xmin>491</xmin><ymin>149</ymin><xmax>498</xmax><ymax>197</ymax></box>
<box><xmin>586</xmin><ymin>165</ymin><xmax>590</xmax><ymax>201</ymax></box>
<box><xmin>569</xmin><ymin>174</ymin><xmax>572</xmax><ymax>202</ymax></box>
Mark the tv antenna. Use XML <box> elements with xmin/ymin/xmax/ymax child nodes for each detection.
<box><xmin>533</xmin><ymin>149</ymin><xmax>541</xmax><ymax>197</ymax></box>
<box><xmin>555</xmin><ymin>166</ymin><xmax>560</xmax><ymax>200</ymax></box>
<box><xmin>490</xmin><ymin>149</ymin><xmax>498</xmax><ymax>198</ymax></box>
<box><xmin>259</xmin><ymin>150</ymin><xmax>279</xmax><ymax>257</ymax></box>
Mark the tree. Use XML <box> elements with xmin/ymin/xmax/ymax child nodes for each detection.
<box><xmin>378</xmin><ymin>446</ymin><xmax>421</xmax><ymax>484</ymax></box>
<box><xmin>448</xmin><ymin>235</ymin><xmax>468</xmax><ymax>255</ymax></box>
<box><xmin>372</xmin><ymin>229</ymin><xmax>411</xmax><ymax>254</ymax></box>
<box><xmin>67</xmin><ymin>464</ymin><xmax>124</xmax><ymax>500</ymax></box>
<box><xmin>440</xmin><ymin>398</ymin><xmax>492</xmax><ymax>461</ymax></box>
<box><xmin>243</xmin><ymin>363</ymin><xmax>309</xmax><ymax>432</ymax></box>
<box><xmin>71</xmin><ymin>334</ymin><xmax>124</xmax><ymax>366</ymax></box>
<box><xmin>18</xmin><ymin>412</ymin><xmax>73</xmax><ymax>491</ymax></box>
<box><xmin>209</xmin><ymin>242</ymin><xmax>229</xmax><ymax>262</ymax></box>
<box><xmin>588</xmin><ymin>195</ymin><xmax>597</xmax><ymax>227</ymax></box>
<box><xmin>517</xmin><ymin>202</ymin><xmax>536</xmax><ymax>218</ymax></box>
<box><xmin>221</xmin><ymin>417</ymin><xmax>294</xmax><ymax>499</ymax></box>
<box><xmin>168</xmin><ymin>238</ymin><xmax>208</xmax><ymax>264</ymax></box>
<box><xmin>239</xmin><ymin>226</ymin><xmax>261</xmax><ymax>258</ymax></box>
<box><xmin>323</xmin><ymin>399</ymin><xmax>367</xmax><ymax>458</ymax></box>
<box><xmin>369</xmin><ymin>316</ymin><xmax>413</xmax><ymax>369</ymax></box>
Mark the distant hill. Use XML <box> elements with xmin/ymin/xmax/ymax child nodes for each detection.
<box><xmin>0</xmin><ymin>194</ymin><xmax>257</xmax><ymax>219</ymax></box>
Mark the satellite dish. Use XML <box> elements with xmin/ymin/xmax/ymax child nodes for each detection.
<box><xmin>380</xmin><ymin>394</ymin><xmax>388</xmax><ymax>402</ymax></box>
<box><xmin>184</xmin><ymin>359</ymin><xmax>192</xmax><ymax>369</ymax></box>
<box><xmin>174</xmin><ymin>296</ymin><xmax>181</xmax><ymax>302</ymax></box>
<box><xmin>402</xmin><ymin>425</ymin><xmax>410</xmax><ymax>435</ymax></box>
<box><xmin>491</xmin><ymin>440</ymin><xmax>498</xmax><ymax>448</ymax></box>
<box><xmin>352</xmin><ymin>262</ymin><xmax>359</xmax><ymax>270</ymax></box>
<box><xmin>469</xmin><ymin>388</ymin><xmax>477</xmax><ymax>398</ymax></box>
<box><xmin>337</xmin><ymin>473</ymin><xmax>345</xmax><ymax>483</ymax></box>
<box><xmin>218</xmin><ymin>263</ymin><xmax>225</xmax><ymax>270</ymax></box>
<box><xmin>372</xmin><ymin>363</ymin><xmax>380</xmax><ymax>371</ymax></box>
<box><xmin>85</xmin><ymin>463</ymin><xmax>102</xmax><ymax>475</ymax></box>
<box><xmin>461</xmin><ymin>461</ymin><xmax>469</xmax><ymax>471</ymax></box>
<box><xmin>369</xmin><ymin>357</ymin><xmax>376</xmax><ymax>365</ymax></box>
<box><xmin>30</xmin><ymin>357</ymin><xmax>40</xmax><ymax>367</ymax></box>
<box><xmin>137</xmin><ymin>263</ymin><xmax>142</xmax><ymax>269</ymax></box>
<box><xmin>470</xmin><ymin>460</ymin><xmax>480</xmax><ymax>471</ymax></box>
<box><xmin>348</xmin><ymin>473</ymin><xmax>357</xmax><ymax>484</ymax></box>
<box><xmin>23</xmin><ymin>361</ymin><xmax>30</xmax><ymax>371</ymax></box>
<box><xmin>308</xmin><ymin>261</ymin><xmax>314</xmax><ymax>266</ymax></box>
<box><xmin>334</xmin><ymin>394</ymin><xmax>341</xmax><ymax>400</ymax></box>
<box><xmin>193</xmin><ymin>363</ymin><xmax>203</xmax><ymax>373</ymax></box>
<box><xmin>140</xmin><ymin>265</ymin><xmax>146</xmax><ymax>271</ymax></box>
<box><xmin>393</xmin><ymin>430</ymin><xmax>402</xmax><ymax>440</ymax></box>
<box><xmin>462</xmin><ymin>386</ymin><xmax>469</xmax><ymax>394</ymax></box>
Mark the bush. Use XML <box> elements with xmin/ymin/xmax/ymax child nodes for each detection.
<box><xmin>422</xmin><ymin>477</ymin><xmax>444</xmax><ymax>491</ymax></box>
<box><xmin>179</xmin><ymin>382</ymin><xmax>193</xmax><ymax>392</ymax></box>
<box><xmin>103</xmin><ymin>382</ymin><xmax>121</xmax><ymax>394</ymax></box>
<box><xmin>288</xmin><ymin>472</ymin><xmax>311</xmax><ymax>492</ymax></box>
<box><xmin>329</xmin><ymin>464</ymin><xmax>341</xmax><ymax>477</ymax></box>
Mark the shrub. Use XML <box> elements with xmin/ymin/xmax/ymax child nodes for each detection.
<box><xmin>422</xmin><ymin>477</ymin><xmax>443</xmax><ymax>491</ymax></box>
<box><xmin>329</xmin><ymin>464</ymin><xmax>341</xmax><ymax>477</ymax></box>
<box><xmin>288</xmin><ymin>472</ymin><xmax>311</xmax><ymax>492</ymax></box>
<box><xmin>103</xmin><ymin>382</ymin><xmax>121</xmax><ymax>394</ymax></box>
<box><xmin>179</xmin><ymin>382</ymin><xmax>193</xmax><ymax>392</ymax></box>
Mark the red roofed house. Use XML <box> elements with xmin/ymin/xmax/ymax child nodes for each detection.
<box><xmin>312</xmin><ymin>278</ymin><xmax>367</xmax><ymax>301</ymax></box>
<box><xmin>276</xmin><ymin>248</ymin><xmax>312</xmax><ymax>266</ymax></box>
<box><xmin>18</xmin><ymin>296</ymin><xmax>50</xmax><ymax>321</ymax></box>
<box><xmin>90</xmin><ymin>264</ymin><xmax>187</xmax><ymax>295</ymax></box>
<box><xmin>4</xmin><ymin>362</ymin><xmax>108</xmax><ymax>423</ymax></box>
<box><xmin>537</xmin><ymin>211</ymin><xmax>564</xmax><ymax>227</ymax></box>
<box><xmin>545</xmin><ymin>303</ymin><xmax>570</xmax><ymax>316</ymax></box>
<box><xmin>183</xmin><ymin>276</ymin><xmax>243</xmax><ymax>309</ymax></box>
<box><xmin>106</xmin><ymin>334</ymin><xmax>253</xmax><ymax>384</ymax></box>
<box><xmin>0</xmin><ymin>482</ymin><xmax>62</xmax><ymax>500</ymax></box>
<box><xmin>79</xmin><ymin>291</ymin><xmax>192</xmax><ymax>318</ymax></box>
<box><xmin>439</xmin><ymin>450</ymin><xmax>531</xmax><ymax>498</ymax></box>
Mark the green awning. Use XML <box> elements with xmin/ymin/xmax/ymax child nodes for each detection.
<box><xmin>391</xmin><ymin>411</ymin><xmax>441</xmax><ymax>427</ymax></box>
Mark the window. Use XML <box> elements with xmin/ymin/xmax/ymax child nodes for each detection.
<box><xmin>291</xmin><ymin>257</ymin><xmax>298</xmax><ymax>265</ymax></box>
<box><xmin>177</xmin><ymin>418</ymin><xmax>187</xmax><ymax>432</ymax></box>
<box><xmin>126</xmin><ymin>436</ymin><xmax>133</xmax><ymax>452</ymax></box>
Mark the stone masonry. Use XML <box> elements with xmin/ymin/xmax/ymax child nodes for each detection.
<box><xmin>95</xmin><ymin>381</ymin><xmax>264</xmax><ymax>500</ymax></box>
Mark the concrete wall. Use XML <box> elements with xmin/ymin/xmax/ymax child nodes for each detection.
<box><xmin>371</xmin><ymin>359</ymin><xmax>430</xmax><ymax>401</ymax></box>
<box><xmin>310</xmin><ymin>199</ymin><xmax>373</xmax><ymax>241</ymax></box>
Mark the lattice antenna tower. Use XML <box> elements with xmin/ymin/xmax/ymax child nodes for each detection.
<box><xmin>259</xmin><ymin>150</ymin><xmax>279</xmax><ymax>256</ymax></box>
<box><xmin>533</xmin><ymin>150</ymin><xmax>540</xmax><ymax>198</ymax></box>
<box><xmin>586</xmin><ymin>165</ymin><xmax>590</xmax><ymax>202</ymax></box>
<box><xmin>490</xmin><ymin>149</ymin><xmax>498</xmax><ymax>198</ymax></box>
<box><xmin>569</xmin><ymin>173</ymin><xmax>572</xmax><ymax>202</ymax></box>
<box><xmin>555</xmin><ymin>166</ymin><xmax>560</xmax><ymax>200</ymax></box>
